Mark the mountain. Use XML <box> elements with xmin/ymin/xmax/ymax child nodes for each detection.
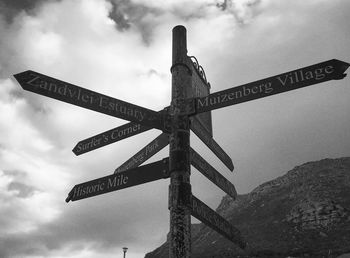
<box><xmin>145</xmin><ymin>157</ymin><xmax>350</xmax><ymax>257</ymax></box>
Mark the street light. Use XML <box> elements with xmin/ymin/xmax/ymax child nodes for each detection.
<box><xmin>122</xmin><ymin>247</ymin><xmax>128</xmax><ymax>258</ymax></box>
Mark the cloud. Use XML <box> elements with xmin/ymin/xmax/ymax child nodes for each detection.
<box><xmin>0</xmin><ymin>0</ymin><xmax>349</xmax><ymax>257</ymax></box>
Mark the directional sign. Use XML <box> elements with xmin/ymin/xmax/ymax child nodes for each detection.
<box><xmin>187</xmin><ymin>56</ymin><xmax>213</xmax><ymax>136</ymax></box>
<box><xmin>190</xmin><ymin>148</ymin><xmax>237</xmax><ymax>199</ymax></box>
<box><xmin>73</xmin><ymin>122</ymin><xmax>151</xmax><ymax>155</ymax></box>
<box><xmin>14</xmin><ymin>70</ymin><xmax>164</xmax><ymax>130</ymax></box>
<box><xmin>66</xmin><ymin>158</ymin><xmax>169</xmax><ymax>202</ymax></box>
<box><xmin>114</xmin><ymin>133</ymin><xmax>169</xmax><ymax>173</ymax></box>
<box><xmin>190</xmin><ymin>195</ymin><xmax>246</xmax><ymax>249</ymax></box>
<box><xmin>191</xmin><ymin>116</ymin><xmax>234</xmax><ymax>171</ymax></box>
<box><xmin>73</xmin><ymin>108</ymin><xmax>171</xmax><ymax>155</ymax></box>
<box><xmin>195</xmin><ymin>59</ymin><xmax>350</xmax><ymax>113</ymax></box>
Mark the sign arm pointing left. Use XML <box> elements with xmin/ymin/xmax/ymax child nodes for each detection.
<box><xmin>66</xmin><ymin>157</ymin><xmax>169</xmax><ymax>202</ymax></box>
<box><xmin>14</xmin><ymin>70</ymin><xmax>165</xmax><ymax>130</ymax></box>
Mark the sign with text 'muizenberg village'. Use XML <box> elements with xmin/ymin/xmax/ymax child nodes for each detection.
<box><xmin>14</xmin><ymin>71</ymin><xmax>164</xmax><ymax>130</ymax></box>
<box><xmin>66</xmin><ymin>158</ymin><xmax>169</xmax><ymax>202</ymax></box>
<box><xmin>195</xmin><ymin>59</ymin><xmax>350</xmax><ymax>113</ymax></box>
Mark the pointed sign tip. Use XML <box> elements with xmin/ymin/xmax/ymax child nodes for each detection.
<box><xmin>65</xmin><ymin>196</ymin><xmax>71</xmax><ymax>203</ymax></box>
<box><xmin>72</xmin><ymin>147</ymin><xmax>79</xmax><ymax>156</ymax></box>
<box><xmin>13</xmin><ymin>70</ymin><xmax>33</xmax><ymax>78</ymax></box>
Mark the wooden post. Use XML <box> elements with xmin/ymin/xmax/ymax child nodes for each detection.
<box><xmin>168</xmin><ymin>25</ymin><xmax>192</xmax><ymax>258</ymax></box>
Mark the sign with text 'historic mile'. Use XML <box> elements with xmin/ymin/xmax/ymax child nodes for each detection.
<box><xmin>194</xmin><ymin>59</ymin><xmax>349</xmax><ymax>114</ymax></box>
<box><xmin>14</xmin><ymin>70</ymin><xmax>165</xmax><ymax>130</ymax></box>
<box><xmin>66</xmin><ymin>158</ymin><xmax>169</xmax><ymax>202</ymax></box>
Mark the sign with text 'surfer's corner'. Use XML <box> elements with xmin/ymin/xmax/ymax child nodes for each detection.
<box><xmin>72</xmin><ymin>108</ymin><xmax>170</xmax><ymax>156</ymax></box>
<box><xmin>73</xmin><ymin>122</ymin><xmax>151</xmax><ymax>155</ymax></box>
<box><xmin>66</xmin><ymin>158</ymin><xmax>169</xmax><ymax>202</ymax></box>
<box><xmin>14</xmin><ymin>70</ymin><xmax>165</xmax><ymax>130</ymax></box>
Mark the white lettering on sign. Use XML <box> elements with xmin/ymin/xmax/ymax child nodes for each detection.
<box><xmin>114</xmin><ymin>134</ymin><xmax>167</xmax><ymax>173</ymax></box>
<box><xmin>276</xmin><ymin>66</ymin><xmax>334</xmax><ymax>86</ymax></box>
<box><xmin>72</xmin><ymin>181</ymin><xmax>106</xmax><ymax>199</ymax></box>
<box><xmin>197</xmin><ymin>82</ymin><xmax>273</xmax><ymax>108</ymax></box>
<box><xmin>74</xmin><ymin>124</ymin><xmax>141</xmax><ymax>153</ymax></box>
<box><xmin>27</xmin><ymin>75</ymin><xmax>147</xmax><ymax>122</ymax></box>
<box><xmin>107</xmin><ymin>174</ymin><xmax>128</xmax><ymax>188</ymax></box>
<box><xmin>196</xmin><ymin>63</ymin><xmax>338</xmax><ymax>111</ymax></box>
<box><xmin>71</xmin><ymin>173</ymin><xmax>129</xmax><ymax>200</ymax></box>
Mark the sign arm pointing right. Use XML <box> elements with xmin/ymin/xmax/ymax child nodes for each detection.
<box><xmin>194</xmin><ymin>59</ymin><xmax>349</xmax><ymax>114</ymax></box>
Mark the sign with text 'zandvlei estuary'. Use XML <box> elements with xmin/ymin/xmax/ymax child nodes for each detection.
<box><xmin>14</xmin><ymin>70</ymin><xmax>164</xmax><ymax>130</ymax></box>
<box><xmin>191</xmin><ymin>195</ymin><xmax>246</xmax><ymax>249</ymax></box>
<box><xmin>66</xmin><ymin>158</ymin><xmax>169</xmax><ymax>202</ymax></box>
<box><xmin>115</xmin><ymin>133</ymin><xmax>169</xmax><ymax>173</ymax></box>
<box><xmin>195</xmin><ymin>59</ymin><xmax>350</xmax><ymax>113</ymax></box>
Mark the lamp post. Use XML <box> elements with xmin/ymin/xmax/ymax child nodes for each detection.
<box><xmin>122</xmin><ymin>247</ymin><xmax>128</xmax><ymax>258</ymax></box>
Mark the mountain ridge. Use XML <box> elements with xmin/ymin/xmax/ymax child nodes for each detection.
<box><xmin>145</xmin><ymin>157</ymin><xmax>350</xmax><ymax>257</ymax></box>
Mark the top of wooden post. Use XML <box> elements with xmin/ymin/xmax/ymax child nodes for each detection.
<box><xmin>172</xmin><ymin>25</ymin><xmax>187</xmax><ymax>65</ymax></box>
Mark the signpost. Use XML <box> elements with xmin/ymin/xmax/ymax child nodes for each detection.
<box><xmin>66</xmin><ymin>158</ymin><xmax>169</xmax><ymax>202</ymax></box>
<box><xmin>14</xmin><ymin>24</ymin><xmax>349</xmax><ymax>258</ymax></box>
<box><xmin>168</xmin><ymin>26</ymin><xmax>192</xmax><ymax>258</ymax></box>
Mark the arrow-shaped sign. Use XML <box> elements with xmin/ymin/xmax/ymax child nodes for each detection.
<box><xmin>73</xmin><ymin>122</ymin><xmax>152</xmax><ymax>155</ymax></box>
<box><xmin>114</xmin><ymin>133</ymin><xmax>169</xmax><ymax>173</ymax></box>
<box><xmin>66</xmin><ymin>158</ymin><xmax>169</xmax><ymax>202</ymax></box>
<box><xmin>195</xmin><ymin>59</ymin><xmax>349</xmax><ymax>113</ymax></box>
<box><xmin>14</xmin><ymin>70</ymin><xmax>164</xmax><ymax>130</ymax></box>
<box><xmin>191</xmin><ymin>116</ymin><xmax>234</xmax><ymax>171</ymax></box>
<box><xmin>190</xmin><ymin>148</ymin><xmax>237</xmax><ymax>199</ymax></box>
<box><xmin>72</xmin><ymin>108</ymin><xmax>170</xmax><ymax>156</ymax></box>
<box><xmin>190</xmin><ymin>195</ymin><xmax>246</xmax><ymax>249</ymax></box>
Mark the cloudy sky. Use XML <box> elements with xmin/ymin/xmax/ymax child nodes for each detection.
<box><xmin>0</xmin><ymin>0</ymin><xmax>349</xmax><ymax>257</ymax></box>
